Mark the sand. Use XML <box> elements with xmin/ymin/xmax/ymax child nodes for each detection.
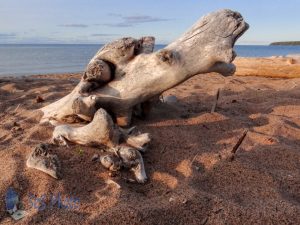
<box><xmin>235</xmin><ymin>56</ymin><xmax>300</xmax><ymax>78</ymax></box>
<box><xmin>0</xmin><ymin>57</ymin><xmax>300</xmax><ymax>224</ymax></box>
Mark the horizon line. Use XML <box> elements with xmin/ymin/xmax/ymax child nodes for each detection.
<box><xmin>0</xmin><ymin>43</ymin><xmax>274</xmax><ymax>46</ymax></box>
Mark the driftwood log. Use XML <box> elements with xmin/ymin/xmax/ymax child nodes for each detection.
<box><xmin>37</xmin><ymin>9</ymin><xmax>248</xmax><ymax>182</ymax></box>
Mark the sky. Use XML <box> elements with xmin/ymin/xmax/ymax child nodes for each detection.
<box><xmin>0</xmin><ymin>0</ymin><xmax>299</xmax><ymax>45</ymax></box>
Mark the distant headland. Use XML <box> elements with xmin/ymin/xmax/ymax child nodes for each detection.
<box><xmin>270</xmin><ymin>41</ymin><xmax>300</xmax><ymax>46</ymax></box>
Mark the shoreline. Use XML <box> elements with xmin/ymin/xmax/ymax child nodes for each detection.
<box><xmin>1</xmin><ymin>56</ymin><xmax>300</xmax><ymax>79</ymax></box>
<box><xmin>0</xmin><ymin>71</ymin><xmax>83</xmax><ymax>79</ymax></box>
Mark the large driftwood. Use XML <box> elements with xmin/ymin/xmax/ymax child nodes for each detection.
<box><xmin>40</xmin><ymin>9</ymin><xmax>248</xmax><ymax>126</ymax></box>
<box><xmin>37</xmin><ymin>9</ymin><xmax>248</xmax><ymax>182</ymax></box>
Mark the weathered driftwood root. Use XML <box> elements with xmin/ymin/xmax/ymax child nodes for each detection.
<box><xmin>26</xmin><ymin>144</ymin><xmax>61</xmax><ymax>179</ymax></box>
<box><xmin>52</xmin><ymin>108</ymin><xmax>149</xmax><ymax>182</ymax></box>
<box><xmin>39</xmin><ymin>9</ymin><xmax>249</xmax><ymax>126</ymax></box>
<box><xmin>52</xmin><ymin>108</ymin><xmax>151</xmax><ymax>150</ymax></box>
<box><xmin>100</xmin><ymin>146</ymin><xmax>147</xmax><ymax>183</ymax></box>
<box><xmin>100</xmin><ymin>154</ymin><xmax>122</xmax><ymax>172</ymax></box>
<box><xmin>52</xmin><ymin>108</ymin><xmax>120</xmax><ymax>148</ymax></box>
<box><xmin>123</xmin><ymin>133</ymin><xmax>151</xmax><ymax>152</ymax></box>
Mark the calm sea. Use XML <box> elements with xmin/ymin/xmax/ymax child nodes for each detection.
<box><xmin>0</xmin><ymin>44</ymin><xmax>300</xmax><ymax>77</ymax></box>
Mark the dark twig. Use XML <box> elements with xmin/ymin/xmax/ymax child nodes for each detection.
<box><xmin>231</xmin><ymin>130</ymin><xmax>248</xmax><ymax>154</ymax></box>
<box><xmin>229</xmin><ymin>130</ymin><xmax>248</xmax><ymax>161</ymax></box>
<box><xmin>211</xmin><ymin>88</ymin><xmax>220</xmax><ymax>113</ymax></box>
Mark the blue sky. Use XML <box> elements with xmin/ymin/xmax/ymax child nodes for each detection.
<box><xmin>0</xmin><ymin>0</ymin><xmax>299</xmax><ymax>45</ymax></box>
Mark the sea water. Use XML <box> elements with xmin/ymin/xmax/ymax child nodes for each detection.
<box><xmin>0</xmin><ymin>44</ymin><xmax>300</xmax><ymax>77</ymax></box>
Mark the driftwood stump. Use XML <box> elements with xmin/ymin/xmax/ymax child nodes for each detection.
<box><xmin>37</xmin><ymin>9</ymin><xmax>249</xmax><ymax>182</ymax></box>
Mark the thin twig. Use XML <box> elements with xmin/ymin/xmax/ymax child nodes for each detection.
<box><xmin>13</xmin><ymin>104</ymin><xmax>21</xmax><ymax>113</ymax></box>
<box><xmin>211</xmin><ymin>88</ymin><xmax>220</xmax><ymax>113</ymax></box>
<box><xmin>229</xmin><ymin>130</ymin><xmax>248</xmax><ymax>161</ymax></box>
<box><xmin>191</xmin><ymin>154</ymin><xmax>198</xmax><ymax>166</ymax></box>
<box><xmin>232</xmin><ymin>130</ymin><xmax>248</xmax><ymax>154</ymax></box>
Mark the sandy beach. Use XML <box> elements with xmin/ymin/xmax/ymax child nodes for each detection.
<box><xmin>0</xmin><ymin>56</ymin><xmax>300</xmax><ymax>224</ymax></box>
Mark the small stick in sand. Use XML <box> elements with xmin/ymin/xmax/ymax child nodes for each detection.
<box><xmin>229</xmin><ymin>130</ymin><xmax>248</xmax><ymax>161</ymax></box>
<box><xmin>190</xmin><ymin>154</ymin><xmax>202</xmax><ymax>171</ymax></box>
<box><xmin>190</xmin><ymin>154</ymin><xmax>198</xmax><ymax>166</ymax></box>
<box><xmin>211</xmin><ymin>88</ymin><xmax>220</xmax><ymax>113</ymax></box>
<box><xmin>14</xmin><ymin>104</ymin><xmax>21</xmax><ymax>113</ymax></box>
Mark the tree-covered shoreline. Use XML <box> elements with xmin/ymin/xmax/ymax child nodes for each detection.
<box><xmin>270</xmin><ymin>41</ymin><xmax>300</xmax><ymax>46</ymax></box>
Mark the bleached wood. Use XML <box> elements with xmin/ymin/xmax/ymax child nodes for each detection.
<box><xmin>40</xmin><ymin>9</ymin><xmax>248</xmax><ymax>126</ymax></box>
<box><xmin>37</xmin><ymin>9</ymin><xmax>248</xmax><ymax>183</ymax></box>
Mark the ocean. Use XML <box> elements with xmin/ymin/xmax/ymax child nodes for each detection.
<box><xmin>0</xmin><ymin>44</ymin><xmax>300</xmax><ymax>77</ymax></box>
